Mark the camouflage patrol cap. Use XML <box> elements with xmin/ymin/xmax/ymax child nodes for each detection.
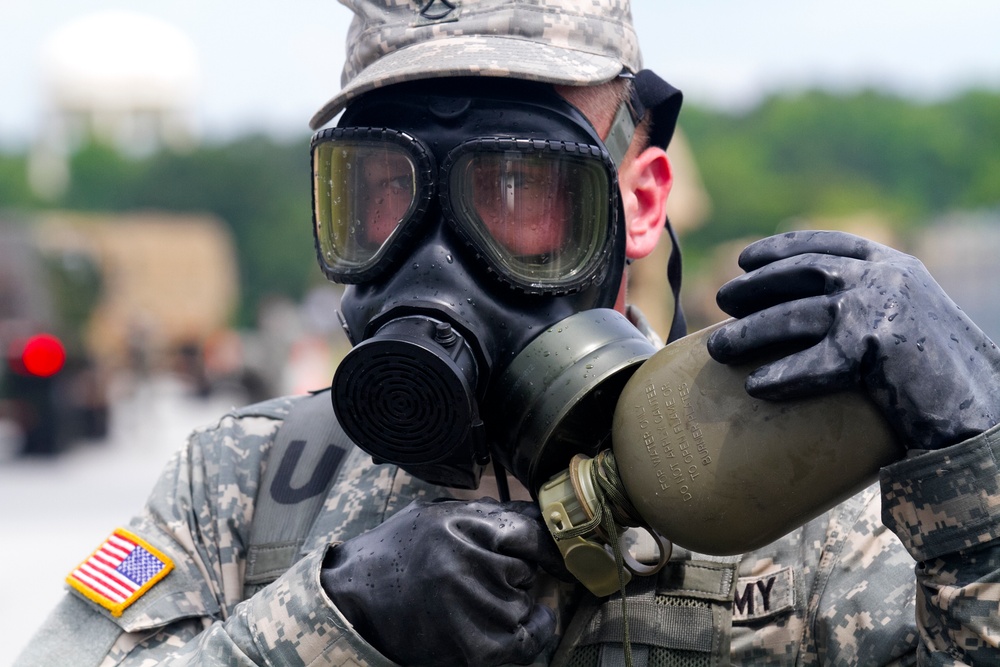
<box><xmin>309</xmin><ymin>0</ymin><xmax>642</xmax><ymax>129</ymax></box>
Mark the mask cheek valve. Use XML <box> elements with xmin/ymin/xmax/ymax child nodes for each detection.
<box><xmin>331</xmin><ymin>316</ymin><xmax>488</xmax><ymax>488</ymax></box>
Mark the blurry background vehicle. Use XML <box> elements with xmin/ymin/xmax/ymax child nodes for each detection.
<box><xmin>0</xmin><ymin>211</ymin><xmax>242</xmax><ymax>455</ymax></box>
<box><xmin>0</xmin><ymin>216</ymin><xmax>107</xmax><ymax>454</ymax></box>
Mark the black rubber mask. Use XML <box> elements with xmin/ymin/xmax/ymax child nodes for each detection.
<box><xmin>313</xmin><ymin>79</ymin><xmax>636</xmax><ymax>489</ymax></box>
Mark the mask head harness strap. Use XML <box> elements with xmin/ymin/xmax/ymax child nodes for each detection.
<box><xmin>603</xmin><ymin>68</ymin><xmax>685</xmax><ymax>163</ymax></box>
<box><xmin>603</xmin><ymin>71</ymin><xmax>644</xmax><ymax>169</ymax></box>
<box><xmin>605</xmin><ymin>69</ymin><xmax>688</xmax><ymax>341</ymax></box>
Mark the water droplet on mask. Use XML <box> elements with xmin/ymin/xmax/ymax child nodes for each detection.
<box><xmin>412</xmin><ymin>263</ymin><xmax>420</xmax><ymax>270</ymax></box>
<box><xmin>586</xmin><ymin>364</ymin><xmax>594</xmax><ymax>370</ymax></box>
<box><xmin>446</xmin><ymin>254</ymin><xmax>454</xmax><ymax>263</ymax></box>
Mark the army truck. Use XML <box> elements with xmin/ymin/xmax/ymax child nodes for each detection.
<box><xmin>1</xmin><ymin>211</ymin><xmax>239</xmax><ymax>455</ymax></box>
<box><xmin>1</xmin><ymin>216</ymin><xmax>107</xmax><ymax>454</ymax></box>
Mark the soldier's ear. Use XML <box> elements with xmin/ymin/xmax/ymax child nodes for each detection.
<box><xmin>621</xmin><ymin>147</ymin><xmax>672</xmax><ymax>259</ymax></box>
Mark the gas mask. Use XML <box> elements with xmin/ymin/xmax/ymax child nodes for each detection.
<box><xmin>311</xmin><ymin>78</ymin><xmax>659</xmax><ymax>490</ymax></box>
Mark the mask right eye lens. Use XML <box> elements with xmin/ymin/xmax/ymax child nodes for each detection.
<box><xmin>313</xmin><ymin>138</ymin><xmax>419</xmax><ymax>281</ymax></box>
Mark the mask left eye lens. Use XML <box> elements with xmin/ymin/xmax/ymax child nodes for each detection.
<box><xmin>313</xmin><ymin>134</ymin><xmax>421</xmax><ymax>282</ymax></box>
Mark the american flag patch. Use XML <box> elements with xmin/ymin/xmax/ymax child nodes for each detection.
<box><xmin>66</xmin><ymin>528</ymin><xmax>174</xmax><ymax>617</ymax></box>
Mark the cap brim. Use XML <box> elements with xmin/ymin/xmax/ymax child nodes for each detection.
<box><xmin>309</xmin><ymin>35</ymin><xmax>625</xmax><ymax>129</ymax></box>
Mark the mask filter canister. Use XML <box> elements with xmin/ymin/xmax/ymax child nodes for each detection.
<box><xmin>332</xmin><ymin>315</ymin><xmax>488</xmax><ymax>487</ymax></box>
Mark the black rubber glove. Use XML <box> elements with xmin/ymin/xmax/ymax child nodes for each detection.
<box><xmin>707</xmin><ymin>230</ymin><xmax>1000</xmax><ymax>450</ymax></box>
<box><xmin>321</xmin><ymin>497</ymin><xmax>562</xmax><ymax>667</ymax></box>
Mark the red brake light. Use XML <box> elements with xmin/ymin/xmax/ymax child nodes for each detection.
<box><xmin>19</xmin><ymin>334</ymin><xmax>67</xmax><ymax>377</ymax></box>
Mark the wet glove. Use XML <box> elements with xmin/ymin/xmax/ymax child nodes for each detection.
<box><xmin>320</xmin><ymin>497</ymin><xmax>562</xmax><ymax>667</ymax></box>
<box><xmin>707</xmin><ymin>230</ymin><xmax>1000</xmax><ymax>450</ymax></box>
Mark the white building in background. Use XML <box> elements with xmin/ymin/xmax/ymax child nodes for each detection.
<box><xmin>30</xmin><ymin>11</ymin><xmax>200</xmax><ymax>197</ymax></box>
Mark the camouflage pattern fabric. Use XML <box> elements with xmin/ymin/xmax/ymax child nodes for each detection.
<box><xmin>311</xmin><ymin>0</ymin><xmax>642</xmax><ymax>128</ymax></box>
<box><xmin>14</xmin><ymin>344</ymin><xmax>1000</xmax><ymax>665</ymax></box>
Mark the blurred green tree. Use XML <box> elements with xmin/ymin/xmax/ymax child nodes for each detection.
<box><xmin>680</xmin><ymin>89</ymin><xmax>1000</xmax><ymax>261</ymax></box>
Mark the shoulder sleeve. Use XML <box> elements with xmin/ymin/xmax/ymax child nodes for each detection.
<box><xmin>16</xmin><ymin>397</ymin><xmax>396</xmax><ymax>666</ymax></box>
<box><xmin>881</xmin><ymin>423</ymin><xmax>1000</xmax><ymax>560</ymax></box>
<box><xmin>878</xmin><ymin>423</ymin><xmax>1000</xmax><ymax>664</ymax></box>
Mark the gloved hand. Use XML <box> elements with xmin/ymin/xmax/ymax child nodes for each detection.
<box><xmin>707</xmin><ymin>230</ymin><xmax>1000</xmax><ymax>450</ymax></box>
<box><xmin>321</xmin><ymin>497</ymin><xmax>562</xmax><ymax>667</ymax></box>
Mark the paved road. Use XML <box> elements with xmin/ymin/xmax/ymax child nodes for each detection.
<box><xmin>0</xmin><ymin>375</ymin><xmax>245</xmax><ymax>665</ymax></box>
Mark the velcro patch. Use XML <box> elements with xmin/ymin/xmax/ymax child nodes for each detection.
<box><xmin>67</xmin><ymin>528</ymin><xmax>173</xmax><ymax>617</ymax></box>
<box><xmin>732</xmin><ymin>567</ymin><xmax>795</xmax><ymax>623</ymax></box>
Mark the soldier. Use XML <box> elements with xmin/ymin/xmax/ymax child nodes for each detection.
<box><xmin>16</xmin><ymin>0</ymin><xmax>1000</xmax><ymax>665</ymax></box>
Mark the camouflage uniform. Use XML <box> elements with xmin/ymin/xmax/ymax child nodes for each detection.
<box><xmin>15</xmin><ymin>311</ymin><xmax>1000</xmax><ymax>666</ymax></box>
<box><xmin>17</xmin><ymin>2</ymin><xmax>1000</xmax><ymax>664</ymax></box>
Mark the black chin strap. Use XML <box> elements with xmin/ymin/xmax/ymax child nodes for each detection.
<box><xmin>494</xmin><ymin>464</ymin><xmax>511</xmax><ymax>503</ymax></box>
<box><xmin>664</xmin><ymin>218</ymin><xmax>687</xmax><ymax>343</ymax></box>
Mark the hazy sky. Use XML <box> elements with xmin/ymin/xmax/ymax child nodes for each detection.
<box><xmin>2</xmin><ymin>0</ymin><xmax>999</xmax><ymax>145</ymax></box>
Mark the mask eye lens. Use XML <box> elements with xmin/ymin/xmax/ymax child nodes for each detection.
<box><xmin>449</xmin><ymin>146</ymin><xmax>611</xmax><ymax>290</ymax></box>
<box><xmin>470</xmin><ymin>156</ymin><xmax>569</xmax><ymax>258</ymax></box>
<box><xmin>313</xmin><ymin>137</ymin><xmax>419</xmax><ymax>280</ymax></box>
<box><xmin>359</xmin><ymin>151</ymin><xmax>417</xmax><ymax>245</ymax></box>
